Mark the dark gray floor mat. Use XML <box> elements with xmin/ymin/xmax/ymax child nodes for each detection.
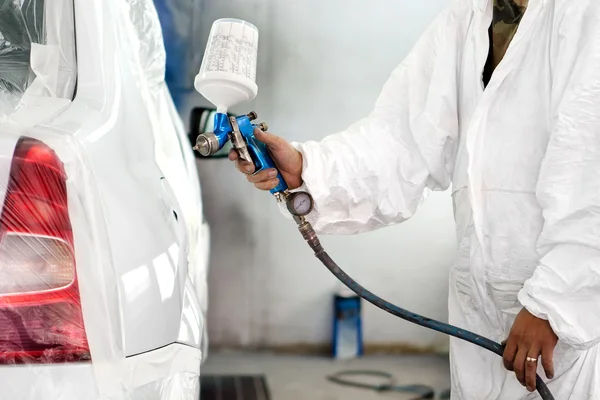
<box><xmin>200</xmin><ymin>375</ymin><xmax>271</xmax><ymax>400</ymax></box>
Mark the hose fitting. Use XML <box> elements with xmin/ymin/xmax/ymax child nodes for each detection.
<box><xmin>296</xmin><ymin>219</ymin><xmax>323</xmax><ymax>253</ymax></box>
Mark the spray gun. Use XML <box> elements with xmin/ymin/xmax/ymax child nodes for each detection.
<box><xmin>193</xmin><ymin>19</ymin><xmax>317</xmax><ymax>232</ymax></box>
<box><xmin>192</xmin><ymin>18</ymin><xmax>554</xmax><ymax>400</ymax></box>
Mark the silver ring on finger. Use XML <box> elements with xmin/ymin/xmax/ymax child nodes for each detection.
<box><xmin>526</xmin><ymin>357</ymin><xmax>538</xmax><ymax>363</ymax></box>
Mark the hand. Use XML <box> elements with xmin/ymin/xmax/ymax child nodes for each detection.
<box><xmin>229</xmin><ymin>129</ymin><xmax>303</xmax><ymax>191</ymax></box>
<box><xmin>503</xmin><ymin>308</ymin><xmax>558</xmax><ymax>392</ymax></box>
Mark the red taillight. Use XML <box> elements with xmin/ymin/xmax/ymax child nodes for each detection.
<box><xmin>0</xmin><ymin>138</ymin><xmax>90</xmax><ymax>364</ymax></box>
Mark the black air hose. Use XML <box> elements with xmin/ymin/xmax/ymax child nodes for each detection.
<box><xmin>296</xmin><ymin>221</ymin><xmax>555</xmax><ymax>400</ymax></box>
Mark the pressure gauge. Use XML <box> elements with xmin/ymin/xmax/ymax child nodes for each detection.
<box><xmin>286</xmin><ymin>191</ymin><xmax>314</xmax><ymax>217</ymax></box>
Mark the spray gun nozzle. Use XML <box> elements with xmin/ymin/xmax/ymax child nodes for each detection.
<box><xmin>195</xmin><ymin>133</ymin><xmax>219</xmax><ymax>157</ymax></box>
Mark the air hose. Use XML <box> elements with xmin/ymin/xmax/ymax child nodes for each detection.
<box><xmin>326</xmin><ymin>370</ymin><xmax>441</xmax><ymax>399</ymax></box>
<box><xmin>295</xmin><ymin>219</ymin><xmax>555</xmax><ymax>400</ymax></box>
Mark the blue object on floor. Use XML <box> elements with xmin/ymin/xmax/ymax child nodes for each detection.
<box><xmin>332</xmin><ymin>293</ymin><xmax>363</xmax><ymax>359</ymax></box>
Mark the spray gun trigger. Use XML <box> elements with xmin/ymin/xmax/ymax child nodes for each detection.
<box><xmin>229</xmin><ymin>116</ymin><xmax>253</xmax><ymax>163</ymax></box>
<box><xmin>237</xmin><ymin>149</ymin><xmax>253</xmax><ymax>163</ymax></box>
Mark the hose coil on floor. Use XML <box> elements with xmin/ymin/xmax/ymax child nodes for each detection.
<box><xmin>326</xmin><ymin>370</ymin><xmax>450</xmax><ymax>399</ymax></box>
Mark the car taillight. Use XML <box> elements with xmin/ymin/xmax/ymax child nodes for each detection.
<box><xmin>0</xmin><ymin>138</ymin><xmax>90</xmax><ymax>364</ymax></box>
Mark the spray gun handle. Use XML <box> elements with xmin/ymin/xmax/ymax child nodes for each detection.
<box><xmin>235</xmin><ymin>114</ymin><xmax>289</xmax><ymax>195</ymax></box>
<box><xmin>195</xmin><ymin>112</ymin><xmax>289</xmax><ymax>196</ymax></box>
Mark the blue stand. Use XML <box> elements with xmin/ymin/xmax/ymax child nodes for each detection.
<box><xmin>332</xmin><ymin>294</ymin><xmax>363</xmax><ymax>360</ymax></box>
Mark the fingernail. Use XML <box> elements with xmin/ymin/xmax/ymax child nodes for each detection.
<box><xmin>245</xmin><ymin>166</ymin><xmax>253</xmax><ymax>173</ymax></box>
<box><xmin>269</xmin><ymin>169</ymin><xmax>277</xmax><ymax>177</ymax></box>
<box><xmin>549</xmin><ymin>374</ymin><xmax>554</xmax><ymax>379</ymax></box>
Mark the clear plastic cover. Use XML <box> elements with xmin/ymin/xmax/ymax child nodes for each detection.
<box><xmin>0</xmin><ymin>136</ymin><xmax>90</xmax><ymax>365</ymax></box>
<box><xmin>0</xmin><ymin>126</ymin><xmax>204</xmax><ymax>398</ymax></box>
<box><xmin>0</xmin><ymin>0</ymin><xmax>43</xmax><ymax>112</ymax></box>
<box><xmin>0</xmin><ymin>0</ymin><xmax>206</xmax><ymax>398</ymax></box>
<box><xmin>0</xmin><ymin>0</ymin><xmax>76</xmax><ymax>117</ymax></box>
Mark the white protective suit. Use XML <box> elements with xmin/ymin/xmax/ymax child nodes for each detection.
<box><xmin>293</xmin><ymin>0</ymin><xmax>600</xmax><ymax>398</ymax></box>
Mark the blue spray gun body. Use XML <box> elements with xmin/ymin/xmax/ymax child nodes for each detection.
<box><xmin>194</xmin><ymin>112</ymin><xmax>289</xmax><ymax>196</ymax></box>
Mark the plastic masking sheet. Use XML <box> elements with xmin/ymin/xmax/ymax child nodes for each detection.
<box><xmin>0</xmin><ymin>0</ymin><xmax>76</xmax><ymax>116</ymax></box>
<box><xmin>0</xmin><ymin>0</ymin><xmax>205</xmax><ymax>399</ymax></box>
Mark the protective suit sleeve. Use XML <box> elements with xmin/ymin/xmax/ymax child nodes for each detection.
<box><xmin>518</xmin><ymin>11</ymin><xmax>600</xmax><ymax>350</ymax></box>
<box><xmin>293</xmin><ymin>4</ymin><xmax>462</xmax><ymax>235</ymax></box>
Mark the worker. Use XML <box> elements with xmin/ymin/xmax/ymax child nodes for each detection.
<box><xmin>230</xmin><ymin>0</ymin><xmax>600</xmax><ymax>398</ymax></box>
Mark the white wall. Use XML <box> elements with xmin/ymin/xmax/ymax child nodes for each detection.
<box><xmin>187</xmin><ymin>0</ymin><xmax>456</xmax><ymax>351</ymax></box>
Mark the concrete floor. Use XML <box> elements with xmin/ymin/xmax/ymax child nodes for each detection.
<box><xmin>203</xmin><ymin>351</ymin><xmax>451</xmax><ymax>400</ymax></box>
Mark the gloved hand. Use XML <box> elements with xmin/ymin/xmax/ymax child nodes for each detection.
<box><xmin>503</xmin><ymin>308</ymin><xmax>558</xmax><ymax>393</ymax></box>
<box><xmin>229</xmin><ymin>128</ymin><xmax>303</xmax><ymax>190</ymax></box>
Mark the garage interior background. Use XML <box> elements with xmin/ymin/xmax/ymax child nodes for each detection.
<box><xmin>159</xmin><ymin>0</ymin><xmax>455</xmax><ymax>353</ymax></box>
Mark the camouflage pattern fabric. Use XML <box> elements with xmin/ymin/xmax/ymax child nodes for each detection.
<box><xmin>490</xmin><ymin>0</ymin><xmax>529</xmax><ymax>70</ymax></box>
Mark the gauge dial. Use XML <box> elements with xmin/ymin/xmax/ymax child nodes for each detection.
<box><xmin>286</xmin><ymin>191</ymin><xmax>314</xmax><ymax>217</ymax></box>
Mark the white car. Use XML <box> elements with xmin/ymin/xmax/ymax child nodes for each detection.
<box><xmin>0</xmin><ymin>0</ymin><xmax>209</xmax><ymax>399</ymax></box>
